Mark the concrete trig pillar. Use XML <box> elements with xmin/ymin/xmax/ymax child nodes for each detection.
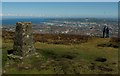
<box><xmin>13</xmin><ymin>22</ymin><xmax>35</xmax><ymax>58</ymax></box>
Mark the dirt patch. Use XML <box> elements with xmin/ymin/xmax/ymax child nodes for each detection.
<box><xmin>95</xmin><ymin>57</ymin><xmax>107</xmax><ymax>62</ymax></box>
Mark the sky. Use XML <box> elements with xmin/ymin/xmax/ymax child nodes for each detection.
<box><xmin>2</xmin><ymin>2</ymin><xmax>118</xmax><ymax>18</ymax></box>
<box><xmin>1</xmin><ymin>0</ymin><xmax>120</xmax><ymax>2</ymax></box>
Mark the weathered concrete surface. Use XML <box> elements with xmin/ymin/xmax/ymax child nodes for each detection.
<box><xmin>13</xmin><ymin>22</ymin><xmax>35</xmax><ymax>58</ymax></box>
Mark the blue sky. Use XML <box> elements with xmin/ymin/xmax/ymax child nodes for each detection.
<box><xmin>1</xmin><ymin>0</ymin><xmax>120</xmax><ymax>2</ymax></box>
<box><xmin>2</xmin><ymin>2</ymin><xmax>118</xmax><ymax>18</ymax></box>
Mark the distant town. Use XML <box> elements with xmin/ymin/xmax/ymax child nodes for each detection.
<box><xmin>1</xmin><ymin>18</ymin><xmax>118</xmax><ymax>37</ymax></box>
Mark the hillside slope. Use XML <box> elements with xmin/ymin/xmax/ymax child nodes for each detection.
<box><xmin>2</xmin><ymin>37</ymin><xmax>118</xmax><ymax>74</ymax></box>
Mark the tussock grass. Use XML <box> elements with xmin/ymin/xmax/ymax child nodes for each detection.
<box><xmin>2</xmin><ymin>36</ymin><xmax>118</xmax><ymax>74</ymax></box>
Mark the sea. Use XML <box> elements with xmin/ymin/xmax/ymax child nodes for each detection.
<box><xmin>1</xmin><ymin>17</ymin><xmax>49</xmax><ymax>25</ymax></box>
<box><xmin>0</xmin><ymin>17</ymin><xmax>117</xmax><ymax>26</ymax></box>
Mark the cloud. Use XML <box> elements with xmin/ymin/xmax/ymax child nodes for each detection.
<box><xmin>0</xmin><ymin>13</ymin><xmax>47</xmax><ymax>17</ymax></box>
<box><xmin>0</xmin><ymin>14</ymin><xmax>3</xmax><ymax>16</ymax></box>
<box><xmin>0</xmin><ymin>13</ymin><xmax>14</xmax><ymax>16</ymax></box>
<box><xmin>0</xmin><ymin>13</ymin><xmax>66</xmax><ymax>18</ymax></box>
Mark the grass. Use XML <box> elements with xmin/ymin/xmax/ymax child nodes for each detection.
<box><xmin>2</xmin><ymin>37</ymin><xmax>118</xmax><ymax>74</ymax></box>
<box><xmin>0</xmin><ymin>37</ymin><xmax>2</xmax><ymax>75</ymax></box>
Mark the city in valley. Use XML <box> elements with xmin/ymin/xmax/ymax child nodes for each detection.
<box><xmin>2</xmin><ymin>18</ymin><xmax>118</xmax><ymax>37</ymax></box>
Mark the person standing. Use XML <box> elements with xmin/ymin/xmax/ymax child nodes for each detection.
<box><xmin>103</xmin><ymin>26</ymin><xmax>106</xmax><ymax>38</ymax></box>
<box><xmin>106</xmin><ymin>26</ymin><xmax>109</xmax><ymax>38</ymax></box>
<box><xmin>103</xmin><ymin>26</ymin><xmax>109</xmax><ymax>38</ymax></box>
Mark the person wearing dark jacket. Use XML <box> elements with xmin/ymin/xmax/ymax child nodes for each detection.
<box><xmin>103</xmin><ymin>26</ymin><xmax>106</xmax><ymax>38</ymax></box>
<box><xmin>106</xmin><ymin>27</ymin><xmax>109</xmax><ymax>38</ymax></box>
<box><xmin>103</xmin><ymin>26</ymin><xmax>109</xmax><ymax>38</ymax></box>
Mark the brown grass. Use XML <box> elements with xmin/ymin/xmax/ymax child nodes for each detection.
<box><xmin>2</xmin><ymin>31</ymin><xmax>92</xmax><ymax>44</ymax></box>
